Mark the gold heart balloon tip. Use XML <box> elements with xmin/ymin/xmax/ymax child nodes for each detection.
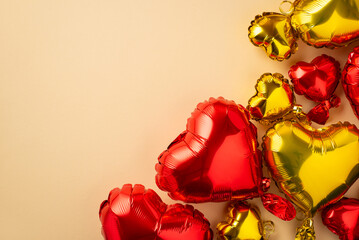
<box><xmin>248</xmin><ymin>0</ymin><xmax>359</xmax><ymax>60</ymax></box>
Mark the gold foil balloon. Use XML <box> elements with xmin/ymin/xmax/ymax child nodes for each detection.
<box><xmin>295</xmin><ymin>218</ymin><xmax>315</xmax><ymax>240</ymax></box>
<box><xmin>249</xmin><ymin>0</ymin><xmax>359</xmax><ymax>60</ymax></box>
<box><xmin>248</xmin><ymin>73</ymin><xmax>306</xmax><ymax>125</ymax></box>
<box><xmin>217</xmin><ymin>202</ymin><xmax>274</xmax><ymax>240</ymax></box>
<box><xmin>262</xmin><ymin>120</ymin><xmax>359</xmax><ymax>239</ymax></box>
<box><xmin>291</xmin><ymin>0</ymin><xmax>359</xmax><ymax>48</ymax></box>
<box><xmin>248</xmin><ymin>13</ymin><xmax>298</xmax><ymax>61</ymax></box>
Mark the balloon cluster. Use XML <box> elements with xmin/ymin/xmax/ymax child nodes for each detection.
<box><xmin>155</xmin><ymin>97</ymin><xmax>296</xmax><ymax>240</ymax></box>
<box><xmin>98</xmin><ymin>57</ymin><xmax>359</xmax><ymax>239</ymax></box>
<box><xmin>247</xmin><ymin>48</ymin><xmax>359</xmax><ymax>239</ymax></box>
<box><xmin>156</xmin><ymin>97</ymin><xmax>295</xmax><ymax>222</ymax></box>
<box><xmin>248</xmin><ymin>0</ymin><xmax>359</xmax><ymax>61</ymax></box>
<box><xmin>98</xmin><ymin>1</ymin><xmax>359</xmax><ymax>239</ymax></box>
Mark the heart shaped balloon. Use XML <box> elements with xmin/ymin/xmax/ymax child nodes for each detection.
<box><xmin>289</xmin><ymin>54</ymin><xmax>341</xmax><ymax>124</ymax></box>
<box><xmin>291</xmin><ymin>0</ymin><xmax>359</xmax><ymax>48</ymax></box>
<box><xmin>248</xmin><ymin>13</ymin><xmax>297</xmax><ymax>61</ymax></box>
<box><xmin>342</xmin><ymin>46</ymin><xmax>359</xmax><ymax>120</ymax></box>
<box><xmin>322</xmin><ymin>198</ymin><xmax>359</xmax><ymax>240</ymax></box>
<box><xmin>248</xmin><ymin>0</ymin><xmax>359</xmax><ymax>60</ymax></box>
<box><xmin>289</xmin><ymin>54</ymin><xmax>341</xmax><ymax>102</ymax></box>
<box><xmin>263</xmin><ymin>120</ymin><xmax>359</xmax><ymax>217</ymax></box>
<box><xmin>248</xmin><ymin>73</ymin><xmax>307</xmax><ymax>125</ymax></box>
<box><xmin>263</xmin><ymin>120</ymin><xmax>359</xmax><ymax>238</ymax></box>
<box><xmin>156</xmin><ymin>97</ymin><xmax>296</xmax><ymax>221</ymax></box>
<box><xmin>305</xmin><ymin>98</ymin><xmax>340</xmax><ymax>125</ymax></box>
<box><xmin>217</xmin><ymin>202</ymin><xmax>274</xmax><ymax>240</ymax></box>
<box><xmin>99</xmin><ymin>184</ymin><xmax>213</xmax><ymax>240</ymax></box>
<box><xmin>156</xmin><ymin>97</ymin><xmax>264</xmax><ymax>203</ymax></box>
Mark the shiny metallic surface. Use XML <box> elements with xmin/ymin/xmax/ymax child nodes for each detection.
<box><xmin>289</xmin><ymin>54</ymin><xmax>341</xmax><ymax>102</ymax></box>
<box><xmin>322</xmin><ymin>198</ymin><xmax>359</xmax><ymax>240</ymax></box>
<box><xmin>249</xmin><ymin>0</ymin><xmax>359</xmax><ymax>60</ymax></box>
<box><xmin>295</xmin><ymin>218</ymin><xmax>316</xmax><ymax>240</ymax></box>
<box><xmin>248</xmin><ymin>73</ymin><xmax>297</xmax><ymax>125</ymax></box>
<box><xmin>263</xmin><ymin>120</ymin><xmax>359</xmax><ymax>217</ymax></box>
<box><xmin>305</xmin><ymin>97</ymin><xmax>340</xmax><ymax>125</ymax></box>
<box><xmin>289</xmin><ymin>54</ymin><xmax>341</xmax><ymax>124</ymax></box>
<box><xmin>217</xmin><ymin>202</ymin><xmax>271</xmax><ymax>240</ymax></box>
<box><xmin>342</xmin><ymin>46</ymin><xmax>359</xmax><ymax>120</ymax></box>
<box><xmin>248</xmin><ymin>12</ymin><xmax>298</xmax><ymax>61</ymax></box>
<box><xmin>291</xmin><ymin>0</ymin><xmax>359</xmax><ymax>48</ymax></box>
<box><xmin>261</xmin><ymin>193</ymin><xmax>296</xmax><ymax>221</ymax></box>
<box><xmin>155</xmin><ymin>97</ymin><xmax>264</xmax><ymax>203</ymax></box>
<box><xmin>99</xmin><ymin>184</ymin><xmax>213</xmax><ymax>240</ymax></box>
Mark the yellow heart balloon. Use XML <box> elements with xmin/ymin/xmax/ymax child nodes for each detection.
<box><xmin>217</xmin><ymin>202</ymin><xmax>274</xmax><ymax>240</ymax></box>
<box><xmin>247</xmin><ymin>73</ymin><xmax>307</xmax><ymax>125</ymax></box>
<box><xmin>291</xmin><ymin>0</ymin><xmax>359</xmax><ymax>48</ymax></box>
<box><xmin>249</xmin><ymin>13</ymin><xmax>298</xmax><ymax>61</ymax></box>
<box><xmin>263</xmin><ymin>120</ymin><xmax>359</xmax><ymax>216</ymax></box>
<box><xmin>248</xmin><ymin>0</ymin><xmax>359</xmax><ymax>60</ymax></box>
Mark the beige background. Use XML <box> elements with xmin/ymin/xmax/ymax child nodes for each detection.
<box><xmin>1</xmin><ymin>0</ymin><xmax>358</xmax><ymax>239</ymax></box>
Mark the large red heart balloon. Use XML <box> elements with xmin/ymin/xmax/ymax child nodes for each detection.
<box><xmin>343</xmin><ymin>46</ymin><xmax>359</xmax><ymax>120</ymax></box>
<box><xmin>322</xmin><ymin>198</ymin><xmax>359</xmax><ymax>240</ymax></box>
<box><xmin>289</xmin><ymin>54</ymin><xmax>341</xmax><ymax>124</ymax></box>
<box><xmin>155</xmin><ymin>97</ymin><xmax>264</xmax><ymax>203</ymax></box>
<box><xmin>99</xmin><ymin>184</ymin><xmax>213</xmax><ymax>240</ymax></box>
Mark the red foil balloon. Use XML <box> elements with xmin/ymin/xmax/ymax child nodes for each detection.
<box><xmin>322</xmin><ymin>198</ymin><xmax>359</xmax><ymax>240</ymax></box>
<box><xmin>156</xmin><ymin>97</ymin><xmax>263</xmax><ymax>203</ymax></box>
<box><xmin>343</xmin><ymin>46</ymin><xmax>359</xmax><ymax>120</ymax></box>
<box><xmin>99</xmin><ymin>184</ymin><xmax>213</xmax><ymax>240</ymax></box>
<box><xmin>155</xmin><ymin>97</ymin><xmax>296</xmax><ymax>221</ymax></box>
<box><xmin>306</xmin><ymin>96</ymin><xmax>341</xmax><ymax>125</ymax></box>
<box><xmin>289</xmin><ymin>54</ymin><xmax>341</xmax><ymax>124</ymax></box>
<box><xmin>261</xmin><ymin>193</ymin><xmax>296</xmax><ymax>221</ymax></box>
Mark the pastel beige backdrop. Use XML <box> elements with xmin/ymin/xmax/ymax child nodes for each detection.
<box><xmin>1</xmin><ymin>0</ymin><xmax>358</xmax><ymax>239</ymax></box>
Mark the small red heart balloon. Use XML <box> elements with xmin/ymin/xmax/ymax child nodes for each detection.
<box><xmin>342</xmin><ymin>46</ymin><xmax>359</xmax><ymax>120</ymax></box>
<box><xmin>306</xmin><ymin>95</ymin><xmax>341</xmax><ymax>125</ymax></box>
<box><xmin>99</xmin><ymin>184</ymin><xmax>213</xmax><ymax>240</ymax></box>
<box><xmin>289</xmin><ymin>54</ymin><xmax>341</xmax><ymax>102</ymax></box>
<box><xmin>288</xmin><ymin>54</ymin><xmax>340</xmax><ymax>102</ymax></box>
<box><xmin>155</xmin><ymin>97</ymin><xmax>263</xmax><ymax>203</ymax></box>
<box><xmin>289</xmin><ymin>54</ymin><xmax>341</xmax><ymax>124</ymax></box>
<box><xmin>322</xmin><ymin>198</ymin><xmax>359</xmax><ymax>240</ymax></box>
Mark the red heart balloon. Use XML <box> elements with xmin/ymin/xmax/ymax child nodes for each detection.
<box><xmin>289</xmin><ymin>54</ymin><xmax>341</xmax><ymax>102</ymax></box>
<box><xmin>289</xmin><ymin>54</ymin><xmax>341</xmax><ymax>124</ymax></box>
<box><xmin>155</xmin><ymin>97</ymin><xmax>263</xmax><ymax>203</ymax></box>
<box><xmin>99</xmin><ymin>184</ymin><xmax>213</xmax><ymax>240</ymax></box>
<box><xmin>342</xmin><ymin>47</ymin><xmax>359</xmax><ymax>120</ymax></box>
<box><xmin>322</xmin><ymin>198</ymin><xmax>359</xmax><ymax>240</ymax></box>
<box><xmin>306</xmin><ymin>95</ymin><xmax>341</xmax><ymax>125</ymax></box>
